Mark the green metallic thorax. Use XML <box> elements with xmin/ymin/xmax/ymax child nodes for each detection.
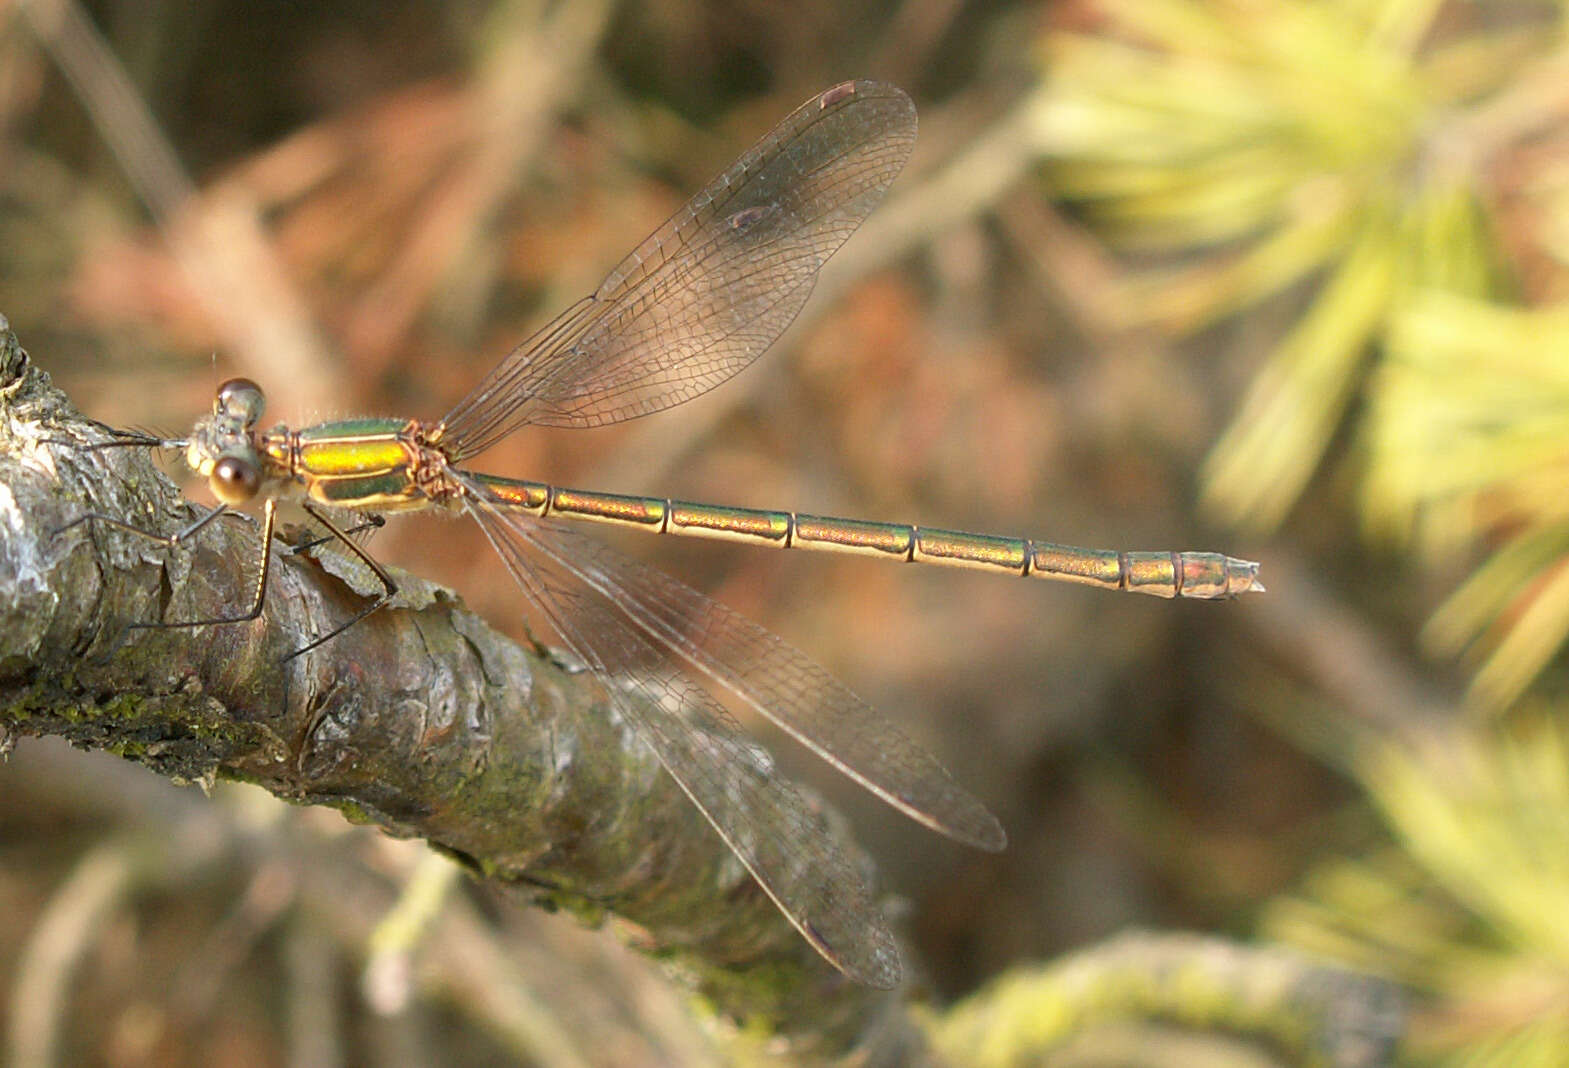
<box><xmin>267</xmin><ymin>418</ymin><xmax>430</xmax><ymax>511</ymax></box>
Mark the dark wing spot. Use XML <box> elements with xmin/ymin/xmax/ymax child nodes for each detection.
<box><xmin>818</xmin><ymin>81</ymin><xmax>856</xmax><ymax>109</ymax></box>
<box><xmin>726</xmin><ymin>204</ymin><xmax>776</xmax><ymax>232</ymax></box>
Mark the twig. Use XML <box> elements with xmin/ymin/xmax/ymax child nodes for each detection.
<box><xmin>8</xmin><ymin>843</ymin><xmax>138</xmax><ymax>1068</ymax></box>
<box><xmin>342</xmin><ymin>0</ymin><xmax>615</xmax><ymax>367</ymax></box>
<box><xmin>16</xmin><ymin>0</ymin><xmax>340</xmax><ymax>399</ymax></box>
<box><xmin>932</xmin><ymin>930</ymin><xmax>1406</xmax><ymax>1068</ymax></box>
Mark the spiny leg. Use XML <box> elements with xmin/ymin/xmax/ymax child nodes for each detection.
<box><xmin>49</xmin><ymin>428</ymin><xmax>274</xmax><ymax>651</ymax></box>
<box><xmin>286</xmin><ymin>513</ymin><xmax>386</xmax><ymax>555</ymax></box>
<box><xmin>56</xmin><ymin>492</ymin><xmax>396</xmax><ymax>661</ymax></box>
<box><xmin>52</xmin><ymin>499</ymin><xmax>278</xmax><ymax>660</ymax></box>
<box><xmin>43</xmin><ymin>426</ymin><xmax>182</xmax><ymax>452</ymax></box>
<box><xmin>281</xmin><ymin>499</ymin><xmax>399</xmax><ymax>662</ymax></box>
<box><xmin>121</xmin><ymin>497</ymin><xmax>280</xmax><ymax>637</ymax></box>
<box><xmin>48</xmin><ymin>425</ymin><xmax>222</xmax><ymax>551</ymax></box>
<box><xmin>53</xmin><ymin>499</ymin><xmax>233</xmax><ymax>546</ymax></box>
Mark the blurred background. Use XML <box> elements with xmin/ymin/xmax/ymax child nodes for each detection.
<box><xmin>5</xmin><ymin>0</ymin><xmax>1569</xmax><ymax>1063</ymax></box>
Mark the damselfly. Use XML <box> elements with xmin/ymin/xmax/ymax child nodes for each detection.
<box><xmin>62</xmin><ymin>81</ymin><xmax>1261</xmax><ymax>987</ymax></box>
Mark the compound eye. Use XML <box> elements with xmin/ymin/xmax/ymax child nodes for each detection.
<box><xmin>210</xmin><ymin>455</ymin><xmax>261</xmax><ymax>504</ymax></box>
<box><xmin>215</xmin><ymin>378</ymin><xmax>265</xmax><ymax>425</ymax></box>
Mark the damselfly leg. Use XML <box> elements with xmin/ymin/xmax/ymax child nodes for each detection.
<box><xmin>53</xmin><ymin>433</ymin><xmax>397</xmax><ymax>661</ymax></box>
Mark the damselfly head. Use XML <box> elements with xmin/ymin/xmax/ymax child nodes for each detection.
<box><xmin>185</xmin><ymin>378</ymin><xmax>269</xmax><ymax>504</ymax></box>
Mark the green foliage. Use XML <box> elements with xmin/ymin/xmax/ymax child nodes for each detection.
<box><xmin>1267</xmin><ymin>712</ymin><xmax>1569</xmax><ymax>1064</ymax></box>
<box><xmin>1038</xmin><ymin>7</ymin><xmax>1569</xmax><ymax>1061</ymax></box>
<box><xmin>1038</xmin><ymin>0</ymin><xmax>1569</xmax><ymax>704</ymax></box>
<box><xmin>1036</xmin><ymin>0</ymin><xmax>1533</xmax><ymax>531</ymax></box>
<box><xmin>1373</xmin><ymin>297</ymin><xmax>1569</xmax><ymax>710</ymax></box>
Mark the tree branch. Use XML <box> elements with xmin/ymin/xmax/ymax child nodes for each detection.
<box><xmin>0</xmin><ymin>314</ymin><xmax>922</xmax><ymax>1058</ymax></box>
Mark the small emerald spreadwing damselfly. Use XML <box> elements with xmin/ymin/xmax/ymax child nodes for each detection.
<box><xmin>62</xmin><ymin>81</ymin><xmax>1261</xmax><ymax>988</ymax></box>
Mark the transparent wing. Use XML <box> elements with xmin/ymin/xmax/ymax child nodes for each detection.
<box><xmin>459</xmin><ymin>487</ymin><xmax>902</xmax><ymax>986</ymax></box>
<box><xmin>436</xmin><ymin>81</ymin><xmax>916</xmax><ymax>458</ymax></box>
<box><xmin>503</xmin><ymin>509</ymin><xmax>1006</xmax><ymax>852</ymax></box>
